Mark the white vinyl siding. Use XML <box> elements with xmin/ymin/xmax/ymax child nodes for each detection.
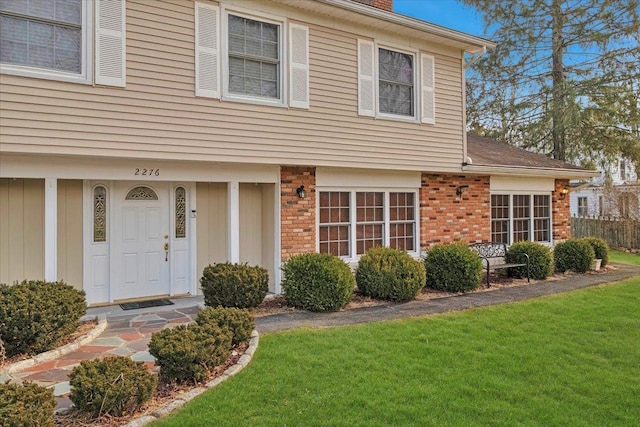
<box><xmin>1</xmin><ymin>0</ymin><xmax>466</xmax><ymax>173</ymax></box>
<box><xmin>194</xmin><ymin>2</ymin><xmax>220</xmax><ymax>98</ymax></box>
<box><xmin>95</xmin><ymin>0</ymin><xmax>126</xmax><ymax>87</ymax></box>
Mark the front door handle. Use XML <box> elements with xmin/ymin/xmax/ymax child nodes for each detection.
<box><xmin>164</xmin><ymin>242</ymin><xmax>169</xmax><ymax>261</ymax></box>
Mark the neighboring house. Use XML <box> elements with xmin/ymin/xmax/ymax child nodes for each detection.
<box><xmin>570</xmin><ymin>158</ymin><xmax>639</xmax><ymax>218</ymax></box>
<box><xmin>0</xmin><ymin>0</ymin><xmax>597</xmax><ymax>305</ymax></box>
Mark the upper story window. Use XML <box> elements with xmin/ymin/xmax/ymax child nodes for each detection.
<box><xmin>378</xmin><ymin>48</ymin><xmax>414</xmax><ymax>117</ymax></box>
<box><xmin>358</xmin><ymin>39</ymin><xmax>434</xmax><ymax>123</ymax></box>
<box><xmin>1</xmin><ymin>0</ymin><xmax>126</xmax><ymax>87</ymax></box>
<box><xmin>195</xmin><ymin>3</ymin><xmax>309</xmax><ymax>108</ymax></box>
<box><xmin>577</xmin><ymin>197</ymin><xmax>588</xmax><ymax>217</ymax></box>
<box><xmin>0</xmin><ymin>0</ymin><xmax>91</xmax><ymax>83</ymax></box>
<box><xmin>227</xmin><ymin>14</ymin><xmax>280</xmax><ymax>100</ymax></box>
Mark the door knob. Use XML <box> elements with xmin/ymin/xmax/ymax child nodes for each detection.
<box><xmin>164</xmin><ymin>242</ymin><xmax>169</xmax><ymax>261</ymax></box>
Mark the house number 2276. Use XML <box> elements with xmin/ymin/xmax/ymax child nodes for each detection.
<box><xmin>134</xmin><ymin>168</ymin><xmax>160</xmax><ymax>176</ymax></box>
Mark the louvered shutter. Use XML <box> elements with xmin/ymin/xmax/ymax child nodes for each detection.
<box><xmin>421</xmin><ymin>53</ymin><xmax>435</xmax><ymax>124</ymax></box>
<box><xmin>357</xmin><ymin>39</ymin><xmax>375</xmax><ymax>117</ymax></box>
<box><xmin>289</xmin><ymin>24</ymin><xmax>309</xmax><ymax>109</ymax></box>
<box><xmin>95</xmin><ymin>0</ymin><xmax>126</xmax><ymax>87</ymax></box>
<box><xmin>195</xmin><ymin>2</ymin><xmax>220</xmax><ymax>98</ymax></box>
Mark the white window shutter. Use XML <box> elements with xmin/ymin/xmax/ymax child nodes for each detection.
<box><xmin>357</xmin><ymin>39</ymin><xmax>375</xmax><ymax>117</ymax></box>
<box><xmin>195</xmin><ymin>2</ymin><xmax>220</xmax><ymax>98</ymax></box>
<box><xmin>289</xmin><ymin>24</ymin><xmax>309</xmax><ymax>109</ymax></box>
<box><xmin>421</xmin><ymin>53</ymin><xmax>435</xmax><ymax>124</ymax></box>
<box><xmin>95</xmin><ymin>0</ymin><xmax>126</xmax><ymax>87</ymax></box>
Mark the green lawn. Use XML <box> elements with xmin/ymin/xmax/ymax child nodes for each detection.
<box><xmin>154</xmin><ymin>275</ymin><xmax>640</xmax><ymax>426</ymax></box>
<box><xmin>610</xmin><ymin>249</ymin><xmax>640</xmax><ymax>266</ymax></box>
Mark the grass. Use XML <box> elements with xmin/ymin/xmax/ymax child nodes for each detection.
<box><xmin>153</xmin><ymin>275</ymin><xmax>640</xmax><ymax>426</ymax></box>
<box><xmin>610</xmin><ymin>249</ymin><xmax>640</xmax><ymax>266</ymax></box>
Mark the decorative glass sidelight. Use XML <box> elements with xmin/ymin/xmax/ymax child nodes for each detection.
<box><xmin>94</xmin><ymin>186</ymin><xmax>107</xmax><ymax>242</ymax></box>
<box><xmin>175</xmin><ymin>187</ymin><xmax>186</xmax><ymax>239</ymax></box>
<box><xmin>125</xmin><ymin>186</ymin><xmax>158</xmax><ymax>200</ymax></box>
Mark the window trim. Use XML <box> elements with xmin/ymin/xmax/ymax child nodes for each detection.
<box><xmin>375</xmin><ymin>43</ymin><xmax>418</xmax><ymax>122</ymax></box>
<box><xmin>220</xmin><ymin>5</ymin><xmax>287</xmax><ymax>107</ymax></box>
<box><xmin>317</xmin><ymin>187</ymin><xmax>420</xmax><ymax>261</ymax></box>
<box><xmin>0</xmin><ymin>0</ymin><xmax>93</xmax><ymax>84</ymax></box>
<box><xmin>490</xmin><ymin>192</ymin><xmax>553</xmax><ymax>245</ymax></box>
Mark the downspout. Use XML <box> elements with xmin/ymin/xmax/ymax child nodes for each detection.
<box><xmin>462</xmin><ymin>45</ymin><xmax>488</xmax><ymax>168</ymax></box>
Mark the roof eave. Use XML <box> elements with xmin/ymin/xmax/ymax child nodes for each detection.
<box><xmin>462</xmin><ymin>164</ymin><xmax>600</xmax><ymax>179</ymax></box>
<box><xmin>313</xmin><ymin>0</ymin><xmax>496</xmax><ymax>53</ymax></box>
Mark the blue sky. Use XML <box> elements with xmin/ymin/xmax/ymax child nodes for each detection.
<box><xmin>393</xmin><ymin>0</ymin><xmax>486</xmax><ymax>37</ymax></box>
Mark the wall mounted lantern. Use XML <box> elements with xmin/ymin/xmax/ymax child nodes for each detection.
<box><xmin>296</xmin><ymin>185</ymin><xmax>306</xmax><ymax>198</ymax></box>
<box><xmin>559</xmin><ymin>187</ymin><xmax>569</xmax><ymax>200</ymax></box>
<box><xmin>456</xmin><ymin>185</ymin><xmax>469</xmax><ymax>198</ymax></box>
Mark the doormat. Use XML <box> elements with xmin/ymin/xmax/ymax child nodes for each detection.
<box><xmin>119</xmin><ymin>298</ymin><xmax>174</xmax><ymax>311</ymax></box>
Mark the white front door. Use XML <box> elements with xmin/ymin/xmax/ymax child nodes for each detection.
<box><xmin>113</xmin><ymin>182</ymin><xmax>170</xmax><ymax>300</ymax></box>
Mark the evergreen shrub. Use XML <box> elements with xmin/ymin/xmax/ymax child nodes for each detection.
<box><xmin>148</xmin><ymin>323</ymin><xmax>232</xmax><ymax>383</ymax></box>
<box><xmin>554</xmin><ymin>239</ymin><xmax>595</xmax><ymax>273</ymax></box>
<box><xmin>506</xmin><ymin>241</ymin><xmax>554</xmax><ymax>280</ymax></box>
<box><xmin>69</xmin><ymin>356</ymin><xmax>156</xmax><ymax>418</ymax></box>
<box><xmin>196</xmin><ymin>307</ymin><xmax>254</xmax><ymax>346</ymax></box>
<box><xmin>425</xmin><ymin>242</ymin><xmax>483</xmax><ymax>292</ymax></box>
<box><xmin>0</xmin><ymin>382</ymin><xmax>55</xmax><ymax>427</ymax></box>
<box><xmin>581</xmin><ymin>237</ymin><xmax>610</xmax><ymax>267</ymax></box>
<box><xmin>0</xmin><ymin>280</ymin><xmax>86</xmax><ymax>357</ymax></box>
<box><xmin>200</xmin><ymin>263</ymin><xmax>268</xmax><ymax>309</ymax></box>
<box><xmin>355</xmin><ymin>247</ymin><xmax>426</xmax><ymax>302</ymax></box>
<box><xmin>281</xmin><ymin>253</ymin><xmax>354</xmax><ymax>312</ymax></box>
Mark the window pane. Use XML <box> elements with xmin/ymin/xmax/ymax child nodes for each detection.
<box><xmin>491</xmin><ymin>194</ymin><xmax>510</xmax><ymax>243</ymax></box>
<box><xmin>93</xmin><ymin>186</ymin><xmax>107</xmax><ymax>242</ymax></box>
<box><xmin>378</xmin><ymin>48</ymin><xmax>414</xmax><ymax>116</ymax></box>
<box><xmin>533</xmin><ymin>195</ymin><xmax>550</xmax><ymax>242</ymax></box>
<box><xmin>389</xmin><ymin>192</ymin><xmax>416</xmax><ymax>252</ymax></box>
<box><xmin>319</xmin><ymin>192</ymin><xmax>351</xmax><ymax>257</ymax></box>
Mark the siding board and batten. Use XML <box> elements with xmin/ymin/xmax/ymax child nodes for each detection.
<box><xmin>0</xmin><ymin>179</ymin><xmax>45</xmax><ymax>284</ymax></box>
<box><xmin>0</xmin><ymin>0</ymin><xmax>465</xmax><ymax>172</ymax></box>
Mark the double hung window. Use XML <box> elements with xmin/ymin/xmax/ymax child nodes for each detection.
<box><xmin>319</xmin><ymin>190</ymin><xmax>418</xmax><ymax>259</ymax></box>
<box><xmin>378</xmin><ymin>48</ymin><xmax>414</xmax><ymax>117</ymax></box>
<box><xmin>577</xmin><ymin>197</ymin><xmax>588</xmax><ymax>217</ymax></box>
<box><xmin>490</xmin><ymin>194</ymin><xmax>551</xmax><ymax>244</ymax></box>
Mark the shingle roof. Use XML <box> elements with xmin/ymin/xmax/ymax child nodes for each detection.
<box><xmin>466</xmin><ymin>133</ymin><xmax>587</xmax><ymax>171</ymax></box>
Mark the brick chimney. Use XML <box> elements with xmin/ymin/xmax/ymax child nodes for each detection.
<box><xmin>350</xmin><ymin>0</ymin><xmax>393</xmax><ymax>12</ymax></box>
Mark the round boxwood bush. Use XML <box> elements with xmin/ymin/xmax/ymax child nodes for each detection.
<box><xmin>506</xmin><ymin>241</ymin><xmax>554</xmax><ymax>280</ymax></box>
<box><xmin>581</xmin><ymin>237</ymin><xmax>610</xmax><ymax>267</ymax></box>
<box><xmin>200</xmin><ymin>262</ymin><xmax>268</xmax><ymax>309</ymax></box>
<box><xmin>425</xmin><ymin>242</ymin><xmax>483</xmax><ymax>292</ymax></box>
<box><xmin>148</xmin><ymin>323</ymin><xmax>232</xmax><ymax>383</ymax></box>
<box><xmin>554</xmin><ymin>239</ymin><xmax>595</xmax><ymax>273</ymax></box>
<box><xmin>355</xmin><ymin>247</ymin><xmax>426</xmax><ymax>302</ymax></box>
<box><xmin>281</xmin><ymin>253</ymin><xmax>355</xmax><ymax>312</ymax></box>
<box><xmin>0</xmin><ymin>382</ymin><xmax>55</xmax><ymax>427</ymax></box>
<box><xmin>0</xmin><ymin>280</ymin><xmax>86</xmax><ymax>357</ymax></box>
<box><xmin>69</xmin><ymin>356</ymin><xmax>156</xmax><ymax>418</ymax></box>
<box><xmin>196</xmin><ymin>307</ymin><xmax>254</xmax><ymax>346</ymax></box>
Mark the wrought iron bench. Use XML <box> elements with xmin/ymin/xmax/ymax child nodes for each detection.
<box><xmin>469</xmin><ymin>242</ymin><xmax>530</xmax><ymax>287</ymax></box>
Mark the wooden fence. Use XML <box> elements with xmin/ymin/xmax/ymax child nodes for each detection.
<box><xmin>571</xmin><ymin>216</ymin><xmax>640</xmax><ymax>249</ymax></box>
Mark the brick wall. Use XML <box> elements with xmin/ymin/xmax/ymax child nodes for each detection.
<box><xmin>350</xmin><ymin>0</ymin><xmax>393</xmax><ymax>12</ymax></box>
<box><xmin>552</xmin><ymin>178</ymin><xmax>571</xmax><ymax>241</ymax></box>
<box><xmin>420</xmin><ymin>174</ymin><xmax>491</xmax><ymax>249</ymax></box>
<box><xmin>280</xmin><ymin>166</ymin><xmax>316</xmax><ymax>261</ymax></box>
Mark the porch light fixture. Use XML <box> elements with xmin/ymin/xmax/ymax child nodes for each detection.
<box><xmin>456</xmin><ymin>185</ymin><xmax>469</xmax><ymax>198</ymax></box>
<box><xmin>559</xmin><ymin>187</ymin><xmax>569</xmax><ymax>200</ymax></box>
<box><xmin>296</xmin><ymin>185</ymin><xmax>306</xmax><ymax>198</ymax></box>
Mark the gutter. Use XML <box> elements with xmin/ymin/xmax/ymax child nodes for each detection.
<box><xmin>314</xmin><ymin>0</ymin><xmax>496</xmax><ymax>53</ymax></box>
<box><xmin>462</xmin><ymin>164</ymin><xmax>601</xmax><ymax>179</ymax></box>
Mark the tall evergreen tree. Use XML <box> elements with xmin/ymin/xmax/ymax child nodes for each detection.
<box><xmin>463</xmin><ymin>0</ymin><xmax>640</xmax><ymax>167</ymax></box>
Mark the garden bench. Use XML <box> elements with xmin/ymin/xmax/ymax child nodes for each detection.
<box><xmin>469</xmin><ymin>242</ymin><xmax>530</xmax><ymax>287</ymax></box>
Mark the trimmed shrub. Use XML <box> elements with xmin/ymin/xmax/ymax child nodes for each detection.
<box><xmin>506</xmin><ymin>241</ymin><xmax>554</xmax><ymax>280</ymax></box>
<box><xmin>281</xmin><ymin>253</ymin><xmax>354</xmax><ymax>312</ymax></box>
<box><xmin>355</xmin><ymin>247</ymin><xmax>426</xmax><ymax>302</ymax></box>
<box><xmin>200</xmin><ymin>263</ymin><xmax>268</xmax><ymax>309</ymax></box>
<box><xmin>0</xmin><ymin>280</ymin><xmax>86</xmax><ymax>357</ymax></box>
<box><xmin>425</xmin><ymin>242</ymin><xmax>483</xmax><ymax>292</ymax></box>
<box><xmin>196</xmin><ymin>307</ymin><xmax>254</xmax><ymax>346</ymax></box>
<box><xmin>69</xmin><ymin>356</ymin><xmax>156</xmax><ymax>418</ymax></box>
<box><xmin>554</xmin><ymin>239</ymin><xmax>595</xmax><ymax>273</ymax></box>
<box><xmin>581</xmin><ymin>237</ymin><xmax>610</xmax><ymax>267</ymax></box>
<box><xmin>0</xmin><ymin>382</ymin><xmax>55</xmax><ymax>427</ymax></box>
<box><xmin>148</xmin><ymin>323</ymin><xmax>232</xmax><ymax>383</ymax></box>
